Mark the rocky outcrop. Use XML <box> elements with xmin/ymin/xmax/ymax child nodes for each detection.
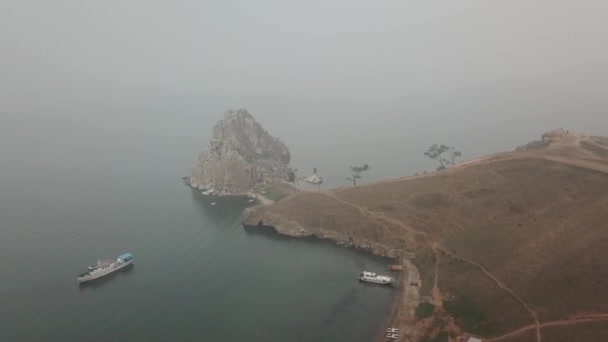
<box><xmin>516</xmin><ymin>128</ymin><xmax>572</xmax><ymax>151</ymax></box>
<box><xmin>190</xmin><ymin>109</ymin><xmax>291</xmax><ymax>194</ymax></box>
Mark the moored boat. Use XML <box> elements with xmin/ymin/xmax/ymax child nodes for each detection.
<box><xmin>388</xmin><ymin>264</ymin><xmax>404</xmax><ymax>271</ymax></box>
<box><xmin>78</xmin><ymin>253</ymin><xmax>134</xmax><ymax>283</ymax></box>
<box><xmin>358</xmin><ymin>271</ymin><xmax>394</xmax><ymax>285</ymax></box>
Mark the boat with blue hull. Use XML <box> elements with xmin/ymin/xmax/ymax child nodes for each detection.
<box><xmin>78</xmin><ymin>253</ymin><xmax>133</xmax><ymax>283</ymax></box>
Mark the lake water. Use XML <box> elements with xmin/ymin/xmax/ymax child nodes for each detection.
<box><xmin>0</xmin><ymin>159</ymin><xmax>396</xmax><ymax>341</ymax></box>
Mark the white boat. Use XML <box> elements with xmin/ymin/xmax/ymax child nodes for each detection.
<box><xmin>359</xmin><ymin>271</ymin><xmax>394</xmax><ymax>285</ymax></box>
<box><xmin>305</xmin><ymin>174</ymin><xmax>323</xmax><ymax>185</ymax></box>
<box><xmin>78</xmin><ymin>253</ymin><xmax>133</xmax><ymax>283</ymax></box>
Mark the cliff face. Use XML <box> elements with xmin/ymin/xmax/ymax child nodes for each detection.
<box><xmin>190</xmin><ymin>109</ymin><xmax>291</xmax><ymax>194</ymax></box>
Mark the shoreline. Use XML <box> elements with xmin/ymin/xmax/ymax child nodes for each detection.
<box><xmin>379</xmin><ymin>258</ymin><xmax>421</xmax><ymax>342</ymax></box>
<box><xmin>241</xmin><ymin>218</ymin><xmax>419</xmax><ymax>342</ymax></box>
<box><xmin>235</xmin><ymin>182</ymin><xmax>421</xmax><ymax>341</ymax></box>
<box><xmin>183</xmin><ymin>176</ymin><xmax>275</xmax><ymax>205</ymax></box>
<box><xmin>188</xmin><ymin>178</ymin><xmax>410</xmax><ymax>337</ymax></box>
<box><xmin>249</xmin><ymin>192</ymin><xmax>274</xmax><ymax>206</ymax></box>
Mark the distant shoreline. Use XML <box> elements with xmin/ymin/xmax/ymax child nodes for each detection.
<box><xmin>182</xmin><ymin>176</ymin><xmax>276</xmax><ymax>205</ymax></box>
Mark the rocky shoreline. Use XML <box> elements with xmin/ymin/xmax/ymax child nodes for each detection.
<box><xmin>242</xmin><ymin>207</ymin><xmax>401</xmax><ymax>259</ymax></box>
<box><xmin>184</xmin><ymin>175</ymin><xmax>276</xmax><ymax>205</ymax></box>
<box><xmin>242</xmin><ymin>204</ymin><xmax>422</xmax><ymax>341</ymax></box>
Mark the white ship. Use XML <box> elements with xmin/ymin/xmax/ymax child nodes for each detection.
<box><xmin>359</xmin><ymin>271</ymin><xmax>394</xmax><ymax>285</ymax></box>
<box><xmin>305</xmin><ymin>168</ymin><xmax>323</xmax><ymax>185</ymax></box>
<box><xmin>78</xmin><ymin>253</ymin><xmax>133</xmax><ymax>283</ymax></box>
<box><xmin>305</xmin><ymin>174</ymin><xmax>323</xmax><ymax>185</ymax></box>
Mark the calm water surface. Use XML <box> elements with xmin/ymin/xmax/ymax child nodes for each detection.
<box><xmin>0</xmin><ymin>169</ymin><xmax>395</xmax><ymax>341</ymax></box>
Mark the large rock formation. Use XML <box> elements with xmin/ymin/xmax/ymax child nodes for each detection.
<box><xmin>190</xmin><ymin>109</ymin><xmax>291</xmax><ymax>194</ymax></box>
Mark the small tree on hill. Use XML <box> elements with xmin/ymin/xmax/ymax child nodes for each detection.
<box><xmin>424</xmin><ymin>144</ymin><xmax>450</xmax><ymax>170</ymax></box>
<box><xmin>346</xmin><ymin>164</ymin><xmax>370</xmax><ymax>186</ymax></box>
<box><xmin>448</xmin><ymin>147</ymin><xmax>462</xmax><ymax>166</ymax></box>
<box><xmin>425</xmin><ymin>144</ymin><xmax>462</xmax><ymax>170</ymax></box>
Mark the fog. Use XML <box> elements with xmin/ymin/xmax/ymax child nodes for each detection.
<box><xmin>2</xmin><ymin>0</ymin><xmax>608</xmax><ymax>187</ymax></box>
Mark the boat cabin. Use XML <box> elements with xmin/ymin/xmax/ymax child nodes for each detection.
<box><xmin>360</xmin><ymin>271</ymin><xmax>378</xmax><ymax>278</ymax></box>
<box><xmin>118</xmin><ymin>253</ymin><xmax>133</xmax><ymax>262</ymax></box>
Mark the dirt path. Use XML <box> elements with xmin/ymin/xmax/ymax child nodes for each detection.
<box><xmin>322</xmin><ymin>192</ymin><xmax>420</xmax><ymax>244</ymax></box>
<box><xmin>487</xmin><ymin>314</ymin><xmax>608</xmax><ymax>341</ymax></box>
<box><xmin>321</xmin><ymin>191</ymin><xmax>543</xmax><ymax>342</ymax></box>
<box><xmin>437</xmin><ymin>248</ymin><xmax>541</xmax><ymax>341</ymax></box>
<box><xmin>321</xmin><ymin>192</ymin><xmax>427</xmax><ymax>341</ymax></box>
<box><xmin>324</xmin><ymin>191</ymin><xmax>434</xmax><ymax>243</ymax></box>
<box><xmin>539</xmin><ymin>155</ymin><xmax>608</xmax><ymax>174</ymax></box>
<box><xmin>377</xmin><ymin>259</ymin><xmax>422</xmax><ymax>342</ymax></box>
<box><xmin>322</xmin><ymin>191</ymin><xmax>449</xmax><ymax>341</ymax></box>
<box><xmin>291</xmin><ymin>135</ymin><xmax>608</xmax><ymax>342</ymax></box>
<box><xmin>430</xmin><ymin>243</ymin><xmax>443</xmax><ymax>308</ymax></box>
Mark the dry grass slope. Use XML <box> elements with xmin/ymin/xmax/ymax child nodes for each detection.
<box><xmin>243</xmin><ymin>131</ymin><xmax>608</xmax><ymax>341</ymax></box>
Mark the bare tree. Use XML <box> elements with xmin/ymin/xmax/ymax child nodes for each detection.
<box><xmin>424</xmin><ymin>144</ymin><xmax>450</xmax><ymax>170</ymax></box>
<box><xmin>424</xmin><ymin>144</ymin><xmax>463</xmax><ymax>170</ymax></box>
<box><xmin>448</xmin><ymin>147</ymin><xmax>462</xmax><ymax>166</ymax></box>
<box><xmin>346</xmin><ymin>164</ymin><xmax>370</xmax><ymax>186</ymax></box>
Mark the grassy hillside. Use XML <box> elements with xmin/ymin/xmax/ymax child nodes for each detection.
<box><xmin>244</xmin><ymin>130</ymin><xmax>608</xmax><ymax>341</ymax></box>
<box><xmin>262</xmin><ymin>181</ymin><xmax>297</xmax><ymax>202</ymax></box>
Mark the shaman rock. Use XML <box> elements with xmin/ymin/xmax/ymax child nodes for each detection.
<box><xmin>190</xmin><ymin>109</ymin><xmax>291</xmax><ymax>194</ymax></box>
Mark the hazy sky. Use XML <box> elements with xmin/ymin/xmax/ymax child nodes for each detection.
<box><xmin>2</xmin><ymin>1</ymin><xmax>607</xmax><ymax>187</ymax></box>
